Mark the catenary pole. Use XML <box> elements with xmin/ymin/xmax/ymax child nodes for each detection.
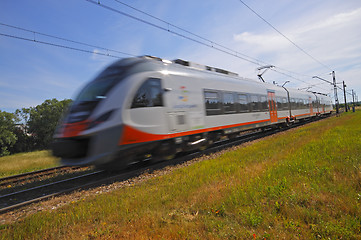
<box><xmin>332</xmin><ymin>71</ymin><xmax>339</xmax><ymax>114</ymax></box>
<box><xmin>352</xmin><ymin>89</ymin><xmax>356</xmax><ymax>112</ymax></box>
<box><xmin>343</xmin><ymin>81</ymin><xmax>347</xmax><ymax>112</ymax></box>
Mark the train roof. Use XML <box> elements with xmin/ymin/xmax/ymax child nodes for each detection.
<box><xmin>108</xmin><ymin>55</ymin><xmax>331</xmax><ymax>100</ymax></box>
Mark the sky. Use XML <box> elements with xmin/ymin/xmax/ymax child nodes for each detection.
<box><xmin>1</xmin><ymin>0</ymin><xmax>360</xmax><ymax>113</ymax></box>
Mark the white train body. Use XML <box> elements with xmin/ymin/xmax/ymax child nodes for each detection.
<box><xmin>52</xmin><ymin>56</ymin><xmax>333</xmax><ymax>168</ymax></box>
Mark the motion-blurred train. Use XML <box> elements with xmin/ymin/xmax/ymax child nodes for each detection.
<box><xmin>52</xmin><ymin>55</ymin><xmax>333</xmax><ymax>168</ymax></box>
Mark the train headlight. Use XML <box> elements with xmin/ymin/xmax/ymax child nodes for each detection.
<box><xmin>87</xmin><ymin>110</ymin><xmax>114</xmax><ymax>130</ymax></box>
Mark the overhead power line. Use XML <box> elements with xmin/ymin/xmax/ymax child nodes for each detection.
<box><xmin>0</xmin><ymin>22</ymin><xmax>136</xmax><ymax>58</ymax></box>
<box><xmin>86</xmin><ymin>0</ymin><xmax>267</xmax><ymax>66</ymax></box>
<box><xmin>0</xmin><ymin>32</ymin><xmax>124</xmax><ymax>58</ymax></box>
<box><xmin>87</xmin><ymin>0</ymin><xmax>331</xmax><ymax>90</ymax></box>
<box><xmin>1</xmin><ymin>5</ymin><xmax>334</xmax><ymax>95</ymax></box>
<box><xmin>114</xmin><ymin>0</ymin><xmax>327</xmax><ymax>83</ymax></box>
<box><xmin>1</xmin><ymin>30</ymin><xmax>331</xmax><ymax>94</ymax></box>
<box><xmin>112</xmin><ymin>0</ymin><xmax>318</xmax><ymax>81</ymax></box>
<box><xmin>112</xmin><ymin>0</ymin><xmax>266</xmax><ymax>66</ymax></box>
<box><xmin>272</xmin><ymin>68</ymin><xmax>331</xmax><ymax>92</ymax></box>
<box><xmin>238</xmin><ymin>0</ymin><xmax>333</xmax><ymax>71</ymax></box>
<box><xmin>112</xmin><ymin>0</ymin><xmax>324</xmax><ymax>85</ymax></box>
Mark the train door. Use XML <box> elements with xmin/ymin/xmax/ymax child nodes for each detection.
<box><xmin>309</xmin><ymin>97</ymin><xmax>313</xmax><ymax>115</ymax></box>
<box><xmin>267</xmin><ymin>90</ymin><xmax>278</xmax><ymax>123</ymax></box>
<box><xmin>164</xmin><ymin>79</ymin><xmax>205</xmax><ymax>133</ymax></box>
<box><xmin>163</xmin><ymin>79</ymin><xmax>190</xmax><ymax>133</ymax></box>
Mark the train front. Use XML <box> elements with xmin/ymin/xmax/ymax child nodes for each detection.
<box><xmin>51</xmin><ymin>58</ymin><xmax>139</xmax><ymax>168</ymax></box>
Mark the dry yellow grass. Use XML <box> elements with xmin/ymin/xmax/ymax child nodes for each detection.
<box><xmin>0</xmin><ymin>150</ymin><xmax>59</xmax><ymax>177</ymax></box>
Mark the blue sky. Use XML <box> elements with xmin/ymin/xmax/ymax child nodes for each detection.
<box><xmin>1</xmin><ymin>0</ymin><xmax>360</xmax><ymax>113</ymax></box>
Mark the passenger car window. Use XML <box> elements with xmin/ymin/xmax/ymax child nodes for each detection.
<box><xmin>223</xmin><ymin>92</ymin><xmax>236</xmax><ymax>113</ymax></box>
<box><xmin>290</xmin><ymin>98</ymin><xmax>296</xmax><ymax>109</ymax></box>
<box><xmin>304</xmin><ymin>99</ymin><xmax>309</xmax><ymax>109</ymax></box>
<box><xmin>260</xmin><ymin>96</ymin><xmax>268</xmax><ymax>111</ymax></box>
<box><xmin>204</xmin><ymin>90</ymin><xmax>221</xmax><ymax>115</ymax></box>
<box><xmin>238</xmin><ymin>94</ymin><xmax>249</xmax><ymax>112</ymax></box>
<box><xmin>250</xmin><ymin>95</ymin><xmax>260</xmax><ymax>111</ymax></box>
<box><xmin>282</xmin><ymin>98</ymin><xmax>288</xmax><ymax>110</ymax></box>
<box><xmin>276</xmin><ymin>97</ymin><xmax>282</xmax><ymax>110</ymax></box>
<box><xmin>131</xmin><ymin>78</ymin><xmax>163</xmax><ymax>108</ymax></box>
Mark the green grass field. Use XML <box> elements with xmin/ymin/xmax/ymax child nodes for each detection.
<box><xmin>1</xmin><ymin>112</ymin><xmax>360</xmax><ymax>239</ymax></box>
<box><xmin>0</xmin><ymin>151</ymin><xmax>59</xmax><ymax>178</ymax></box>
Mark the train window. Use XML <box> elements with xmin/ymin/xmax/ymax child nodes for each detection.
<box><xmin>294</xmin><ymin>99</ymin><xmax>299</xmax><ymax>109</ymax></box>
<box><xmin>131</xmin><ymin>78</ymin><xmax>163</xmax><ymax>108</ymax></box>
<box><xmin>312</xmin><ymin>100</ymin><xmax>317</xmax><ymax>108</ymax></box>
<box><xmin>238</xmin><ymin>94</ymin><xmax>249</xmax><ymax>112</ymax></box>
<box><xmin>290</xmin><ymin>98</ymin><xmax>296</xmax><ymax>109</ymax></box>
<box><xmin>303</xmin><ymin>99</ymin><xmax>307</xmax><ymax>109</ymax></box>
<box><xmin>260</xmin><ymin>96</ymin><xmax>268</xmax><ymax>111</ymax></box>
<box><xmin>295</xmin><ymin>99</ymin><xmax>300</xmax><ymax>109</ymax></box>
<box><xmin>223</xmin><ymin>92</ymin><xmax>236</xmax><ymax>114</ymax></box>
<box><xmin>204</xmin><ymin>90</ymin><xmax>221</xmax><ymax>115</ymax></box>
<box><xmin>250</xmin><ymin>95</ymin><xmax>260</xmax><ymax>111</ymax></box>
<box><xmin>282</xmin><ymin>98</ymin><xmax>288</xmax><ymax>110</ymax></box>
<box><xmin>302</xmin><ymin>99</ymin><xmax>308</xmax><ymax>109</ymax></box>
<box><xmin>300</xmin><ymin>99</ymin><xmax>305</xmax><ymax>109</ymax></box>
<box><xmin>276</xmin><ymin>97</ymin><xmax>282</xmax><ymax>110</ymax></box>
<box><xmin>306</xmin><ymin>99</ymin><xmax>310</xmax><ymax>108</ymax></box>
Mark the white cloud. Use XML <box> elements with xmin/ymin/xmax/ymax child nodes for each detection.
<box><xmin>301</xmin><ymin>7</ymin><xmax>361</xmax><ymax>33</ymax></box>
<box><xmin>232</xmin><ymin>7</ymin><xmax>361</xmax><ymax>81</ymax></box>
<box><xmin>177</xmin><ymin>4</ymin><xmax>361</xmax><ymax>97</ymax></box>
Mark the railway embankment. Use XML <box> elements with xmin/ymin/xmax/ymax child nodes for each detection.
<box><xmin>1</xmin><ymin>111</ymin><xmax>360</xmax><ymax>239</ymax></box>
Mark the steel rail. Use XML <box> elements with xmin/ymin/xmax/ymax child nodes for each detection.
<box><xmin>0</xmin><ymin>170</ymin><xmax>106</xmax><ymax>213</ymax></box>
<box><xmin>0</xmin><ymin>166</ymin><xmax>84</xmax><ymax>187</ymax></box>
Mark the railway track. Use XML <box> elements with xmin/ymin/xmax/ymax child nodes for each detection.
<box><xmin>0</xmin><ymin>166</ymin><xmax>88</xmax><ymax>188</ymax></box>
<box><xmin>0</xmin><ymin>169</ymin><xmax>110</xmax><ymax>213</ymax></box>
<box><xmin>0</xmin><ymin>115</ymin><xmax>329</xmax><ymax>214</ymax></box>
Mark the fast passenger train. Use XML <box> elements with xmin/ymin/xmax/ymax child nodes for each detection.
<box><xmin>52</xmin><ymin>55</ymin><xmax>333</xmax><ymax>169</ymax></box>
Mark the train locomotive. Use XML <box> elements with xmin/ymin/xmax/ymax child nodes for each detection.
<box><xmin>51</xmin><ymin>55</ymin><xmax>333</xmax><ymax>169</ymax></box>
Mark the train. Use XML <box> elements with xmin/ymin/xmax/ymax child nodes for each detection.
<box><xmin>51</xmin><ymin>55</ymin><xmax>333</xmax><ymax>169</ymax></box>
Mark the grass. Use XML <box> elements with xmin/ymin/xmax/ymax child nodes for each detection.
<box><xmin>1</xmin><ymin>112</ymin><xmax>361</xmax><ymax>239</ymax></box>
<box><xmin>0</xmin><ymin>151</ymin><xmax>59</xmax><ymax>178</ymax></box>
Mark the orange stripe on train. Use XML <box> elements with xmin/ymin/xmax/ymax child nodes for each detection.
<box><xmin>61</xmin><ymin>121</ymin><xmax>89</xmax><ymax>138</ymax></box>
<box><xmin>119</xmin><ymin>118</ymin><xmax>270</xmax><ymax>145</ymax></box>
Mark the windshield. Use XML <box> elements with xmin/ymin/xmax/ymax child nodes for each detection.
<box><xmin>75</xmin><ymin>77</ymin><xmax>117</xmax><ymax>102</ymax></box>
<box><xmin>74</xmin><ymin>67</ymin><xmax>125</xmax><ymax>102</ymax></box>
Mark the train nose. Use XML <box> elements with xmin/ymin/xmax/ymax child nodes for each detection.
<box><xmin>51</xmin><ymin>137</ymin><xmax>89</xmax><ymax>159</ymax></box>
<box><xmin>53</xmin><ymin>124</ymin><xmax>124</xmax><ymax>166</ymax></box>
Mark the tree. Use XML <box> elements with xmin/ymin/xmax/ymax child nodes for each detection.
<box><xmin>15</xmin><ymin>108</ymin><xmax>30</xmax><ymax>133</ymax></box>
<box><xmin>0</xmin><ymin>111</ymin><xmax>18</xmax><ymax>156</ymax></box>
<box><xmin>26</xmin><ymin>99</ymin><xmax>72</xmax><ymax>149</ymax></box>
<box><xmin>1</xmin><ymin>99</ymin><xmax>72</xmax><ymax>155</ymax></box>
